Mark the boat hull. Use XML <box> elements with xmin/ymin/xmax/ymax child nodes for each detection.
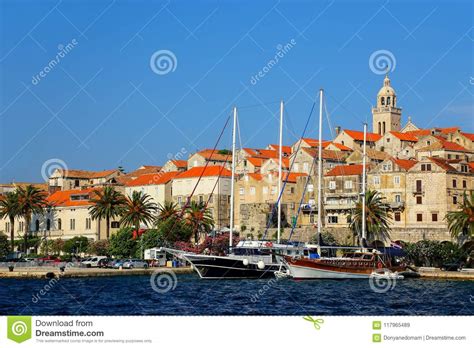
<box><xmin>184</xmin><ymin>254</ymin><xmax>280</xmax><ymax>279</ymax></box>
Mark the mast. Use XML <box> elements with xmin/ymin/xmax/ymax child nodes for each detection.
<box><xmin>317</xmin><ymin>89</ymin><xmax>323</xmax><ymax>253</ymax></box>
<box><xmin>361</xmin><ymin>122</ymin><xmax>367</xmax><ymax>247</ymax></box>
<box><xmin>229</xmin><ymin>107</ymin><xmax>237</xmax><ymax>248</ymax></box>
<box><xmin>277</xmin><ymin>100</ymin><xmax>283</xmax><ymax>244</ymax></box>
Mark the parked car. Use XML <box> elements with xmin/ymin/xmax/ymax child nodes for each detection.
<box><xmin>82</xmin><ymin>256</ymin><xmax>108</xmax><ymax>268</ymax></box>
<box><xmin>97</xmin><ymin>258</ymin><xmax>113</xmax><ymax>268</ymax></box>
<box><xmin>441</xmin><ymin>262</ymin><xmax>463</xmax><ymax>272</ymax></box>
<box><xmin>112</xmin><ymin>259</ymin><xmax>125</xmax><ymax>269</ymax></box>
<box><xmin>122</xmin><ymin>259</ymin><xmax>149</xmax><ymax>269</ymax></box>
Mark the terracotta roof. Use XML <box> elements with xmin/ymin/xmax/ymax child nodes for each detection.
<box><xmin>255</xmin><ymin>149</ymin><xmax>279</xmax><ymax>158</ymax></box>
<box><xmin>427</xmin><ymin>157</ymin><xmax>457</xmax><ymax>172</ymax></box>
<box><xmin>468</xmin><ymin>162</ymin><xmax>474</xmax><ymax>172</ymax></box>
<box><xmin>392</xmin><ymin>158</ymin><xmax>418</xmax><ymax>170</ymax></box>
<box><xmin>170</xmin><ymin>160</ymin><xmax>187</xmax><ymax>168</ymax></box>
<box><xmin>366</xmin><ymin>148</ymin><xmax>390</xmax><ymax>161</ymax></box>
<box><xmin>115</xmin><ymin>166</ymin><xmax>162</xmax><ymax>185</ymax></box>
<box><xmin>437</xmin><ymin>127</ymin><xmax>459</xmax><ymax>134</ymax></box>
<box><xmin>405</xmin><ymin>129</ymin><xmax>431</xmax><ymax>137</ymax></box>
<box><xmin>268</xmin><ymin>144</ymin><xmax>292</xmax><ymax>154</ymax></box>
<box><xmin>390</xmin><ymin>131</ymin><xmax>418</xmax><ymax>142</ymax></box>
<box><xmin>174</xmin><ymin>166</ymin><xmax>232</xmax><ymax>179</ymax></box>
<box><xmin>461</xmin><ymin>133</ymin><xmax>474</xmax><ymax>141</ymax></box>
<box><xmin>247</xmin><ymin>157</ymin><xmax>264</xmax><ymax>167</ymax></box>
<box><xmin>126</xmin><ymin>171</ymin><xmax>179</xmax><ymax>187</ymax></box>
<box><xmin>47</xmin><ymin>188</ymin><xmax>96</xmax><ymax>207</ymax></box>
<box><xmin>284</xmin><ymin>172</ymin><xmax>306</xmax><ymax>183</ymax></box>
<box><xmin>343</xmin><ymin>130</ymin><xmax>381</xmax><ymax>142</ymax></box>
<box><xmin>302</xmin><ymin>148</ymin><xmax>348</xmax><ymax>161</ymax></box>
<box><xmin>246</xmin><ymin>172</ymin><xmax>305</xmax><ymax>183</ymax></box>
<box><xmin>299</xmin><ymin>138</ymin><xmax>331</xmax><ymax>148</ymax></box>
<box><xmin>327</xmin><ymin>142</ymin><xmax>352</xmax><ymax>151</ymax></box>
<box><xmin>195</xmin><ymin>149</ymin><xmax>231</xmax><ymax>162</ymax></box>
<box><xmin>242</xmin><ymin>148</ymin><xmax>258</xmax><ymax>156</ymax></box>
<box><xmin>420</xmin><ymin>137</ymin><xmax>469</xmax><ymax>152</ymax></box>
<box><xmin>325</xmin><ymin>164</ymin><xmax>365</xmax><ymax>177</ymax></box>
<box><xmin>247</xmin><ymin>173</ymin><xmax>263</xmax><ymax>181</ymax></box>
<box><xmin>57</xmin><ymin>169</ymin><xmax>118</xmax><ymax>179</ymax></box>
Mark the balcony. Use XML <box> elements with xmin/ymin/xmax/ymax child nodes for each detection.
<box><xmin>389</xmin><ymin>201</ymin><xmax>405</xmax><ymax>210</ymax></box>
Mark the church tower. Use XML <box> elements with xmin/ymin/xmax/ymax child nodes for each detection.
<box><xmin>372</xmin><ymin>74</ymin><xmax>402</xmax><ymax>135</ymax></box>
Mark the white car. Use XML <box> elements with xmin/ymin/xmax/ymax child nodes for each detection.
<box><xmin>82</xmin><ymin>256</ymin><xmax>107</xmax><ymax>268</ymax></box>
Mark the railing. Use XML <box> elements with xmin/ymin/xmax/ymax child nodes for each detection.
<box><xmin>389</xmin><ymin>201</ymin><xmax>405</xmax><ymax>209</ymax></box>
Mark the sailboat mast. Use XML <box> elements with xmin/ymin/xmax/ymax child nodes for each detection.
<box><xmin>277</xmin><ymin>100</ymin><xmax>283</xmax><ymax>244</ymax></box>
<box><xmin>317</xmin><ymin>89</ymin><xmax>323</xmax><ymax>241</ymax></box>
<box><xmin>361</xmin><ymin>122</ymin><xmax>367</xmax><ymax>245</ymax></box>
<box><xmin>229</xmin><ymin>106</ymin><xmax>237</xmax><ymax>248</ymax></box>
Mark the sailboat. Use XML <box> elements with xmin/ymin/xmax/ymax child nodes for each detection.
<box><xmin>165</xmin><ymin>103</ymin><xmax>315</xmax><ymax>279</ymax></box>
<box><xmin>283</xmin><ymin>90</ymin><xmax>407</xmax><ymax>279</ymax></box>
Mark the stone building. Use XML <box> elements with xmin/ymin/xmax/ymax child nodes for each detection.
<box><xmin>48</xmin><ymin>168</ymin><xmax>122</xmax><ymax>192</ymax></box>
<box><xmin>371</xmin><ymin>74</ymin><xmax>402</xmax><ymax>135</ymax></box>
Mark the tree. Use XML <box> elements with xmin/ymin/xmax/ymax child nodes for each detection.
<box><xmin>0</xmin><ymin>233</ymin><xmax>9</xmax><ymax>258</ymax></box>
<box><xmin>89</xmin><ymin>187</ymin><xmax>126</xmax><ymax>240</ymax></box>
<box><xmin>108</xmin><ymin>227</ymin><xmax>137</xmax><ymax>258</ymax></box>
<box><xmin>446</xmin><ymin>191</ymin><xmax>474</xmax><ymax>241</ymax></box>
<box><xmin>63</xmin><ymin>236</ymin><xmax>89</xmax><ymax>255</ymax></box>
<box><xmin>348</xmin><ymin>190</ymin><xmax>392</xmax><ymax>244</ymax></box>
<box><xmin>120</xmin><ymin>191</ymin><xmax>157</xmax><ymax>232</ymax></box>
<box><xmin>185</xmin><ymin>201</ymin><xmax>214</xmax><ymax>244</ymax></box>
<box><xmin>0</xmin><ymin>191</ymin><xmax>19</xmax><ymax>251</ymax></box>
<box><xmin>87</xmin><ymin>240</ymin><xmax>110</xmax><ymax>256</ymax></box>
<box><xmin>16</xmin><ymin>185</ymin><xmax>47</xmax><ymax>252</ymax></box>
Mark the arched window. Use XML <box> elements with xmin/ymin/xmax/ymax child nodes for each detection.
<box><xmin>382</xmin><ymin>122</ymin><xmax>386</xmax><ymax>134</ymax></box>
<box><xmin>378</xmin><ymin>122</ymin><xmax>381</xmax><ymax>135</ymax></box>
<box><xmin>46</xmin><ymin>219</ymin><xmax>51</xmax><ymax>231</ymax></box>
<box><xmin>386</xmin><ymin>97</ymin><xmax>391</xmax><ymax>106</ymax></box>
<box><xmin>35</xmin><ymin>220</ymin><xmax>40</xmax><ymax>232</ymax></box>
<box><xmin>381</xmin><ymin>97</ymin><xmax>385</xmax><ymax>106</ymax></box>
<box><xmin>58</xmin><ymin>218</ymin><xmax>62</xmax><ymax>230</ymax></box>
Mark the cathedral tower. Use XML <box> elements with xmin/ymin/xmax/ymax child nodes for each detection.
<box><xmin>372</xmin><ymin>74</ymin><xmax>402</xmax><ymax>135</ymax></box>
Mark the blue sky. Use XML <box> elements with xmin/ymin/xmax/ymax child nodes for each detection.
<box><xmin>0</xmin><ymin>0</ymin><xmax>472</xmax><ymax>182</ymax></box>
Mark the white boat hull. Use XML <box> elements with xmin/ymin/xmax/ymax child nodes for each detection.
<box><xmin>288</xmin><ymin>264</ymin><xmax>371</xmax><ymax>279</ymax></box>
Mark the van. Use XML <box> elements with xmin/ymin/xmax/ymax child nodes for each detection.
<box><xmin>82</xmin><ymin>256</ymin><xmax>108</xmax><ymax>268</ymax></box>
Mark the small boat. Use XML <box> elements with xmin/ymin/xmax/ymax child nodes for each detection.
<box><xmin>371</xmin><ymin>269</ymin><xmax>404</xmax><ymax>280</ymax></box>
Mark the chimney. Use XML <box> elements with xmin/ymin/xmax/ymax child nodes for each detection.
<box><xmin>335</xmin><ymin>126</ymin><xmax>341</xmax><ymax>136</ymax></box>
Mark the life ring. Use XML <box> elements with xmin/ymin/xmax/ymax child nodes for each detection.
<box><xmin>264</xmin><ymin>241</ymin><xmax>273</xmax><ymax>248</ymax></box>
<box><xmin>377</xmin><ymin>262</ymin><xmax>383</xmax><ymax>269</ymax></box>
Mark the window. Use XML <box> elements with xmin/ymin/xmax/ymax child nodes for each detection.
<box><xmin>18</xmin><ymin>221</ymin><xmax>24</xmax><ymax>232</ymax></box>
<box><xmin>415</xmin><ymin>180</ymin><xmax>422</xmax><ymax>192</ymax></box>
<box><xmin>198</xmin><ymin>195</ymin><xmax>204</xmax><ymax>203</ymax></box>
<box><xmin>462</xmin><ymin>180</ymin><xmax>467</xmax><ymax>188</ymax></box>
<box><xmin>250</xmin><ymin>187</ymin><xmax>256</xmax><ymax>195</ymax></box>
<box><xmin>421</xmin><ymin>164</ymin><xmax>432</xmax><ymax>171</ymax></box>
<box><xmin>290</xmin><ymin>187</ymin><xmax>295</xmax><ymax>194</ymax></box>
<box><xmin>58</xmin><ymin>218</ymin><xmax>62</xmax><ymax>230</ymax></box>
<box><xmin>5</xmin><ymin>222</ymin><xmax>10</xmax><ymax>232</ymax></box>
<box><xmin>395</xmin><ymin>194</ymin><xmax>401</xmax><ymax>203</ymax></box>
<box><xmin>208</xmin><ymin>195</ymin><xmax>213</xmax><ymax>204</ymax></box>
<box><xmin>394</xmin><ymin>212</ymin><xmax>401</xmax><ymax>222</ymax></box>
<box><xmin>432</xmin><ymin>213</ymin><xmax>438</xmax><ymax>222</ymax></box>
<box><xmin>70</xmin><ymin>219</ymin><xmax>76</xmax><ymax>230</ymax></box>
<box><xmin>35</xmin><ymin>220</ymin><xmax>40</xmax><ymax>232</ymax></box>
<box><xmin>86</xmin><ymin>218</ymin><xmax>91</xmax><ymax>230</ymax></box>
<box><xmin>46</xmin><ymin>219</ymin><xmax>50</xmax><ymax>231</ymax></box>
<box><xmin>263</xmin><ymin>187</ymin><xmax>268</xmax><ymax>195</ymax></box>
<box><xmin>344</xmin><ymin>181</ymin><xmax>352</xmax><ymax>189</ymax></box>
<box><xmin>244</xmin><ymin>160</ymin><xmax>247</xmax><ymax>167</ymax></box>
<box><xmin>239</xmin><ymin>187</ymin><xmax>245</xmax><ymax>195</ymax></box>
<box><xmin>416</xmin><ymin>213</ymin><xmax>423</xmax><ymax>222</ymax></box>
<box><xmin>111</xmin><ymin>221</ymin><xmax>120</xmax><ymax>228</ymax></box>
<box><xmin>453</xmin><ymin>196</ymin><xmax>457</xmax><ymax>205</ymax></box>
<box><xmin>177</xmin><ymin>196</ymin><xmax>182</xmax><ymax>204</ymax></box>
<box><xmin>303</xmin><ymin>162</ymin><xmax>309</xmax><ymax>172</ymax></box>
<box><xmin>328</xmin><ymin>216</ymin><xmax>338</xmax><ymax>224</ymax></box>
<box><xmin>386</xmin><ymin>137</ymin><xmax>390</xmax><ymax>143</ymax></box>
<box><xmin>329</xmin><ymin>181</ymin><xmax>336</xmax><ymax>190</ymax></box>
<box><xmin>382</xmin><ymin>163</ymin><xmax>392</xmax><ymax>171</ymax></box>
<box><xmin>381</xmin><ymin>97</ymin><xmax>385</xmax><ymax>105</ymax></box>
<box><xmin>309</xmin><ymin>214</ymin><xmax>315</xmax><ymax>224</ymax></box>
<box><xmin>386</xmin><ymin>97</ymin><xmax>391</xmax><ymax>105</ymax></box>
<box><xmin>74</xmin><ymin>179</ymin><xmax>80</xmax><ymax>187</ymax></box>
<box><xmin>416</xmin><ymin>196</ymin><xmax>422</xmax><ymax>204</ymax></box>
<box><xmin>373</xmin><ymin>176</ymin><xmax>380</xmax><ymax>185</ymax></box>
<box><xmin>307</xmin><ymin>184</ymin><xmax>314</xmax><ymax>192</ymax></box>
<box><xmin>452</xmin><ymin>179</ymin><xmax>457</xmax><ymax>188</ymax></box>
<box><xmin>393</xmin><ymin>176</ymin><xmax>400</xmax><ymax>185</ymax></box>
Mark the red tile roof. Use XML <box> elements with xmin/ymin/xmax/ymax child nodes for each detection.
<box><xmin>468</xmin><ymin>162</ymin><xmax>474</xmax><ymax>172</ymax></box>
<box><xmin>171</xmin><ymin>160</ymin><xmax>187</xmax><ymax>167</ymax></box>
<box><xmin>58</xmin><ymin>169</ymin><xmax>118</xmax><ymax>179</ymax></box>
<box><xmin>268</xmin><ymin>144</ymin><xmax>292</xmax><ymax>154</ymax></box>
<box><xmin>285</xmin><ymin>172</ymin><xmax>306</xmax><ymax>183</ymax></box>
<box><xmin>392</xmin><ymin>158</ymin><xmax>418</xmax><ymax>170</ymax></box>
<box><xmin>175</xmin><ymin>166</ymin><xmax>231</xmax><ymax>179</ymax></box>
<box><xmin>427</xmin><ymin>157</ymin><xmax>457</xmax><ymax>172</ymax></box>
<box><xmin>126</xmin><ymin>171</ymin><xmax>179</xmax><ymax>187</ymax></box>
<box><xmin>461</xmin><ymin>133</ymin><xmax>474</xmax><ymax>141</ymax></box>
<box><xmin>405</xmin><ymin>129</ymin><xmax>431</xmax><ymax>137</ymax></box>
<box><xmin>343</xmin><ymin>129</ymin><xmax>381</xmax><ymax>142</ymax></box>
<box><xmin>247</xmin><ymin>173</ymin><xmax>263</xmax><ymax>181</ymax></box>
<box><xmin>195</xmin><ymin>149</ymin><xmax>232</xmax><ymax>162</ymax></box>
<box><xmin>438</xmin><ymin>127</ymin><xmax>459</xmax><ymax>134</ymax></box>
<box><xmin>300</xmin><ymin>138</ymin><xmax>331</xmax><ymax>147</ymax></box>
<box><xmin>247</xmin><ymin>157</ymin><xmax>264</xmax><ymax>167</ymax></box>
<box><xmin>325</xmin><ymin>164</ymin><xmax>364</xmax><ymax>176</ymax></box>
<box><xmin>430</xmin><ymin>136</ymin><xmax>470</xmax><ymax>152</ymax></box>
<box><xmin>47</xmin><ymin>188</ymin><xmax>96</xmax><ymax>207</ymax></box>
<box><xmin>390</xmin><ymin>131</ymin><xmax>418</xmax><ymax>142</ymax></box>
<box><xmin>327</xmin><ymin>142</ymin><xmax>352</xmax><ymax>151</ymax></box>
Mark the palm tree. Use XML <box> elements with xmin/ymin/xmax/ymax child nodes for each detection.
<box><xmin>0</xmin><ymin>191</ymin><xmax>19</xmax><ymax>251</ymax></box>
<box><xmin>185</xmin><ymin>201</ymin><xmax>214</xmax><ymax>244</ymax></box>
<box><xmin>16</xmin><ymin>185</ymin><xmax>48</xmax><ymax>252</ymax></box>
<box><xmin>89</xmin><ymin>186</ymin><xmax>126</xmax><ymax>239</ymax></box>
<box><xmin>446</xmin><ymin>191</ymin><xmax>474</xmax><ymax>241</ymax></box>
<box><xmin>348</xmin><ymin>189</ymin><xmax>392</xmax><ymax>244</ymax></box>
<box><xmin>156</xmin><ymin>201</ymin><xmax>179</xmax><ymax>223</ymax></box>
<box><xmin>120</xmin><ymin>191</ymin><xmax>157</xmax><ymax>232</ymax></box>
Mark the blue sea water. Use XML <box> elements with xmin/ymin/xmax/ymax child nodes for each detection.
<box><xmin>0</xmin><ymin>274</ymin><xmax>472</xmax><ymax>315</ymax></box>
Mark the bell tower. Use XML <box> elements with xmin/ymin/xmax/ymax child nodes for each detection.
<box><xmin>372</xmin><ymin>74</ymin><xmax>402</xmax><ymax>135</ymax></box>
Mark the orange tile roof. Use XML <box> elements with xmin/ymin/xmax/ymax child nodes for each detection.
<box><xmin>247</xmin><ymin>157</ymin><xmax>264</xmax><ymax>167</ymax></box>
<box><xmin>325</xmin><ymin>164</ymin><xmax>364</xmax><ymax>177</ymax></box>
<box><xmin>242</xmin><ymin>148</ymin><xmax>258</xmax><ymax>156</ymax></box>
<box><xmin>247</xmin><ymin>173</ymin><xmax>263</xmax><ymax>181</ymax></box>
<box><xmin>175</xmin><ymin>166</ymin><xmax>232</xmax><ymax>179</ymax></box>
<box><xmin>468</xmin><ymin>162</ymin><xmax>474</xmax><ymax>172</ymax></box>
<box><xmin>58</xmin><ymin>169</ymin><xmax>118</xmax><ymax>179</ymax></box>
<box><xmin>392</xmin><ymin>158</ymin><xmax>418</xmax><ymax>170</ymax></box>
<box><xmin>256</xmin><ymin>149</ymin><xmax>279</xmax><ymax>158</ymax></box>
<box><xmin>268</xmin><ymin>144</ymin><xmax>292</xmax><ymax>154</ymax></box>
<box><xmin>427</xmin><ymin>157</ymin><xmax>457</xmax><ymax>172</ymax></box>
<box><xmin>196</xmin><ymin>149</ymin><xmax>231</xmax><ymax>162</ymax></box>
<box><xmin>327</xmin><ymin>142</ymin><xmax>352</xmax><ymax>151</ymax></box>
<box><xmin>405</xmin><ymin>129</ymin><xmax>431</xmax><ymax>137</ymax></box>
<box><xmin>171</xmin><ymin>160</ymin><xmax>187</xmax><ymax>167</ymax></box>
<box><xmin>390</xmin><ymin>131</ymin><xmax>418</xmax><ymax>142</ymax></box>
<box><xmin>429</xmin><ymin>136</ymin><xmax>469</xmax><ymax>152</ymax></box>
<box><xmin>284</xmin><ymin>172</ymin><xmax>306</xmax><ymax>183</ymax></box>
<box><xmin>300</xmin><ymin>138</ymin><xmax>330</xmax><ymax>147</ymax></box>
<box><xmin>126</xmin><ymin>171</ymin><xmax>179</xmax><ymax>187</ymax></box>
<box><xmin>344</xmin><ymin>129</ymin><xmax>381</xmax><ymax>142</ymax></box>
<box><xmin>461</xmin><ymin>133</ymin><xmax>474</xmax><ymax>141</ymax></box>
<box><xmin>47</xmin><ymin>188</ymin><xmax>96</xmax><ymax>207</ymax></box>
<box><xmin>437</xmin><ymin>127</ymin><xmax>459</xmax><ymax>134</ymax></box>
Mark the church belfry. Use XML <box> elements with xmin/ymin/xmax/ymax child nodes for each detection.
<box><xmin>372</xmin><ymin>74</ymin><xmax>402</xmax><ymax>135</ymax></box>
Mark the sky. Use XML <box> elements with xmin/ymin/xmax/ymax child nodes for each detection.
<box><xmin>0</xmin><ymin>0</ymin><xmax>473</xmax><ymax>182</ymax></box>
